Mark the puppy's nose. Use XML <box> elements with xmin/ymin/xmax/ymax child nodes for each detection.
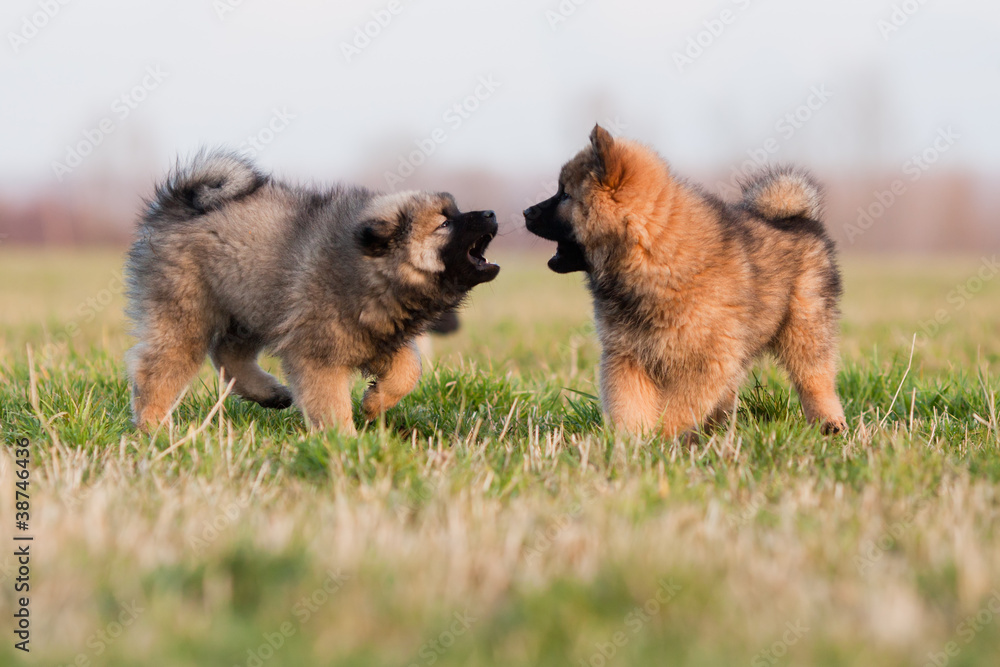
<box><xmin>523</xmin><ymin>207</ymin><xmax>534</xmax><ymax>218</ymax></box>
<box><xmin>482</xmin><ymin>210</ymin><xmax>496</xmax><ymax>220</ymax></box>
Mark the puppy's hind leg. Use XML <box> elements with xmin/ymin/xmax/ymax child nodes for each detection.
<box><xmin>362</xmin><ymin>341</ymin><xmax>422</xmax><ymax>422</ymax></box>
<box><xmin>773</xmin><ymin>286</ymin><xmax>847</xmax><ymax>435</ymax></box>
<box><xmin>210</xmin><ymin>327</ymin><xmax>292</xmax><ymax>410</ymax></box>
<box><xmin>127</xmin><ymin>322</ymin><xmax>211</xmax><ymax>431</ymax></box>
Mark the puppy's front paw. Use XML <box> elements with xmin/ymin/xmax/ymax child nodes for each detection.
<box><xmin>821</xmin><ymin>416</ymin><xmax>848</xmax><ymax>436</ymax></box>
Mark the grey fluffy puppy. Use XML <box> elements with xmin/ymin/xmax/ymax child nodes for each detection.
<box><xmin>125</xmin><ymin>151</ymin><xmax>499</xmax><ymax>433</ymax></box>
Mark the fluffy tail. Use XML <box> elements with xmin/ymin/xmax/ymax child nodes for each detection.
<box><xmin>740</xmin><ymin>165</ymin><xmax>823</xmax><ymax>221</ymax></box>
<box><xmin>148</xmin><ymin>150</ymin><xmax>266</xmax><ymax>220</ymax></box>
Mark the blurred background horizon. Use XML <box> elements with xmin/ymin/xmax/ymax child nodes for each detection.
<box><xmin>2</xmin><ymin>0</ymin><xmax>998</xmax><ymax>252</ymax></box>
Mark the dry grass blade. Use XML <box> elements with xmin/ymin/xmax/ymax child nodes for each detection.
<box><xmin>879</xmin><ymin>333</ymin><xmax>916</xmax><ymax>429</ymax></box>
<box><xmin>498</xmin><ymin>398</ymin><xmax>518</xmax><ymax>443</ymax></box>
<box><xmin>153</xmin><ymin>377</ymin><xmax>236</xmax><ymax>462</ymax></box>
<box><xmin>975</xmin><ymin>366</ymin><xmax>998</xmax><ymax>445</ymax></box>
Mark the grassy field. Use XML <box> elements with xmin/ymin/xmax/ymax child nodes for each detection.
<box><xmin>1</xmin><ymin>248</ymin><xmax>1000</xmax><ymax>666</ymax></box>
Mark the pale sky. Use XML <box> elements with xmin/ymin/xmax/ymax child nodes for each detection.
<box><xmin>2</xmin><ymin>0</ymin><xmax>998</xmax><ymax>188</ymax></box>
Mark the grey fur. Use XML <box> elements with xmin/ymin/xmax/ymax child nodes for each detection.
<box><xmin>125</xmin><ymin>150</ymin><xmax>499</xmax><ymax>432</ymax></box>
<box><xmin>150</xmin><ymin>150</ymin><xmax>267</xmax><ymax>219</ymax></box>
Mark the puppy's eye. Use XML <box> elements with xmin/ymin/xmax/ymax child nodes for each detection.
<box><xmin>560</xmin><ymin>191</ymin><xmax>572</xmax><ymax>202</ymax></box>
<box><xmin>437</xmin><ymin>220</ymin><xmax>451</xmax><ymax>230</ymax></box>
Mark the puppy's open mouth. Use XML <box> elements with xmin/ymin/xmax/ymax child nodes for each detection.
<box><xmin>548</xmin><ymin>239</ymin><xmax>588</xmax><ymax>273</ymax></box>
<box><xmin>467</xmin><ymin>233</ymin><xmax>497</xmax><ymax>270</ymax></box>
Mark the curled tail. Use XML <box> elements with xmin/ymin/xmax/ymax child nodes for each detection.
<box><xmin>148</xmin><ymin>150</ymin><xmax>266</xmax><ymax>220</ymax></box>
<box><xmin>740</xmin><ymin>165</ymin><xmax>823</xmax><ymax>221</ymax></box>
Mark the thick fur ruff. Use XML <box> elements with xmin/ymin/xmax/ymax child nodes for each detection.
<box><xmin>525</xmin><ymin>126</ymin><xmax>847</xmax><ymax>438</ymax></box>
<box><xmin>125</xmin><ymin>150</ymin><xmax>499</xmax><ymax>432</ymax></box>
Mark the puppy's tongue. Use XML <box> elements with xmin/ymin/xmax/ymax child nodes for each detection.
<box><xmin>469</xmin><ymin>234</ymin><xmax>497</xmax><ymax>268</ymax></box>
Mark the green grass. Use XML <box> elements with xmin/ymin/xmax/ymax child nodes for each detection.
<box><xmin>1</xmin><ymin>249</ymin><xmax>1000</xmax><ymax>666</ymax></box>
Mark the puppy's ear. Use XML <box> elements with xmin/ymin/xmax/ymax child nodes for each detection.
<box><xmin>358</xmin><ymin>214</ymin><xmax>401</xmax><ymax>257</ymax></box>
<box><xmin>590</xmin><ymin>124</ymin><xmax>614</xmax><ymax>162</ymax></box>
<box><xmin>590</xmin><ymin>124</ymin><xmax>625</xmax><ymax>190</ymax></box>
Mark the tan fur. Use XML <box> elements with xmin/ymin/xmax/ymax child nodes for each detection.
<box><xmin>361</xmin><ymin>341</ymin><xmax>423</xmax><ymax>421</ymax></box>
<box><xmin>549</xmin><ymin>126</ymin><xmax>847</xmax><ymax>438</ymax></box>
<box><xmin>741</xmin><ymin>166</ymin><xmax>823</xmax><ymax>220</ymax></box>
<box><xmin>283</xmin><ymin>359</ymin><xmax>357</xmax><ymax>435</ymax></box>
